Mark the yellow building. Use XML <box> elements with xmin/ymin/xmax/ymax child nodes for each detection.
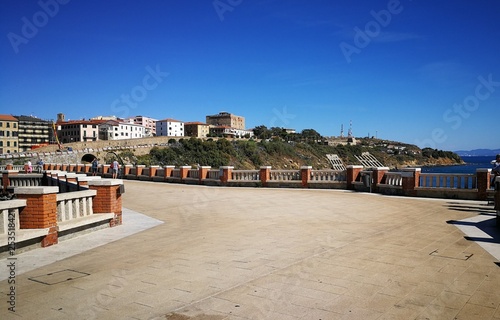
<box><xmin>206</xmin><ymin>112</ymin><xmax>245</xmax><ymax>130</ymax></box>
<box><xmin>184</xmin><ymin>122</ymin><xmax>210</xmax><ymax>138</ymax></box>
<box><xmin>0</xmin><ymin>114</ymin><xmax>19</xmax><ymax>154</ymax></box>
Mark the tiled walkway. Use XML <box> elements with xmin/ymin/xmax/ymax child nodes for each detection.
<box><xmin>1</xmin><ymin>181</ymin><xmax>499</xmax><ymax>320</ymax></box>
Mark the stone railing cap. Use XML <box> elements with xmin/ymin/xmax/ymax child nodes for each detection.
<box><xmin>88</xmin><ymin>179</ymin><xmax>123</xmax><ymax>186</ymax></box>
<box><xmin>200</xmin><ymin>166</ymin><xmax>211</xmax><ymax>169</ymax></box>
<box><xmin>346</xmin><ymin>165</ymin><xmax>363</xmax><ymax>169</ymax></box>
<box><xmin>300</xmin><ymin>166</ymin><xmax>313</xmax><ymax>169</ymax></box>
<box><xmin>0</xmin><ymin>199</ymin><xmax>27</xmax><ymax>210</ymax></box>
<box><xmin>260</xmin><ymin>166</ymin><xmax>272</xmax><ymax>169</ymax></box>
<box><xmin>220</xmin><ymin>166</ymin><xmax>234</xmax><ymax>169</ymax></box>
<box><xmin>2</xmin><ymin>170</ymin><xmax>19</xmax><ymax>173</ymax></box>
<box><xmin>180</xmin><ymin>165</ymin><xmax>191</xmax><ymax>168</ymax></box>
<box><xmin>14</xmin><ymin>186</ymin><xmax>59</xmax><ymax>194</ymax></box>
<box><xmin>77</xmin><ymin>176</ymin><xmax>102</xmax><ymax>182</ymax></box>
<box><xmin>476</xmin><ymin>168</ymin><xmax>492</xmax><ymax>172</ymax></box>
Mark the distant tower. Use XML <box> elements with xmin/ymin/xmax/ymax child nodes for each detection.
<box><xmin>57</xmin><ymin>113</ymin><xmax>65</xmax><ymax>122</ymax></box>
<box><xmin>347</xmin><ymin>120</ymin><xmax>353</xmax><ymax>138</ymax></box>
<box><xmin>340</xmin><ymin>124</ymin><xmax>344</xmax><ymax>138</ymax></box>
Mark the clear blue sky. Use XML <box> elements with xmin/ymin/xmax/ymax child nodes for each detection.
<box><xmin>1</xmin><ymin>0</ymin><xmax>499</xmax><ymax>151</ymax></box>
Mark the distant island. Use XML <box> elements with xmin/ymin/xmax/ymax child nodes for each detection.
<box><xmin>455</xmin><ymin>149</ymin><xmax>500</xmax><ymax>157</ymax></box>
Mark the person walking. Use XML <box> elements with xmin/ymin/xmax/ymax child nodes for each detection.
<box><xmin>112</xmin><ymin>159</ymin><xmax>119</xmax><ymax>179</ymax></box>
<box><xmin>91</xmin><ymin>158</ymin><xmax>99</xmax><ymax>176</ymax></box>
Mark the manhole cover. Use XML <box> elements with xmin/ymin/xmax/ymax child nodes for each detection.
<box><xmin>29</xmin><ymin>269</ymin><xmax>90</xmax><ymax>285</ymax></box>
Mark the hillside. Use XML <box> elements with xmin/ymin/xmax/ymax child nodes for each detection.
<box><xmin>111</xmin><ymin>137</ymin><xmax>463</xmax><ymax>170</ymax></box>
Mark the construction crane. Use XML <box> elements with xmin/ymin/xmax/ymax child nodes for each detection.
<box><xmin>51</xmin><ymin>121</ymin><xmax>62</xmax><ymax>150</ymax></box>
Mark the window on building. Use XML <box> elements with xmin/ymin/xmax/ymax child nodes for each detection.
<box><xmin>13</xmin><ymin>123</ymin><xmax>17</xmax><ymax>128</ymax></box>
<box><xmin>14</xmin><ymin>142</ymin><xmax>17</xmax><ymax>146</ymax></box>
<box><xmin>7</xmin><ymin>141</ymin><xmax>10</xmax><ymax>146</ymax></box>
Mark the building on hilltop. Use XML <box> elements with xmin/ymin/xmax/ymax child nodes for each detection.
<box><xmin>14</xmin><ymin>115</ymin><xmax>53</xmax><ymax>151</ymax></box>
<box><xmin>56</xmin><ymin>119</ymin><xmax>105</xmax><ymax>143</ymax></box>
<box><xmin>184</xmin><ymin>122</ymin><xmax>210</xmax><ymax>138</ymax></box>
<box><xmin>0</xmin><ymin>114</ymin><xmax>19</xmax><ymax>154</ymax></box>
<box><xmin>126</xmin><ymin>115</ymin><xmax>158</xmax><ymax>137</ymax></box>
<box><xmin>209</xmin><ymin>126</ymin><xmax>254</xmax><ymax>138</ymax></box>
<box><xmin>99</xmin><ymin>120</ymin><xmax>146</xmax><ymax>140</ymax></box>
<box><xmin>156</xmin><ymin>118</ymin><xmax>184</xmax><ymax>137</ymax></box>
<box><xmin>206</xmin><ymin>112</ymin><xmax>245</xmax><ymax>130</ymax></box>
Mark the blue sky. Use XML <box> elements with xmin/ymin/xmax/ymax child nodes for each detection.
<box><xmin>1</xmin><ymin>0</ymin><xmax>500</xmax><ymax>151</ymax></box>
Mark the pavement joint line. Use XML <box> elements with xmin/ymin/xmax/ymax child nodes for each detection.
<box><xmin>169</xmin><ymin>242</ymin><xmax>349</xmax><ymax>315</ymax></box>
<box><xmin>0</xmin><ymin>207</ymin><xmax>164</xmax><ymax>281</ymax></box>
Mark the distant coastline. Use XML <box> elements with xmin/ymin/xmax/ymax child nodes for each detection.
<box><xmin>422</xmin><ymin>156</ymin><xmax>495</xmax><ymax>174</ymax></box>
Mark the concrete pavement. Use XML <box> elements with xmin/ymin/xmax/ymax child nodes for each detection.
<box><xmin>1</xmin><ymin>180</ymin><xmax>500</xmax><ymax>320</ymax></box>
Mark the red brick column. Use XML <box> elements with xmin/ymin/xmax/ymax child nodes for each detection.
<box><xmin>300</xmin><ymin>166</ymin><xmax>312</xmax><ymax>187</ymax></box>
<box><xmin>220</xmin><ymin>166</ymin><xmax>234</xmax><ymax>184</ymax></box>
<box><xmin>15</xmin><ymin>186</ymin><xmax>59</xmax><ymax>247</ymax></box>
<box><xmin>6</xmin><ymin>164</ymin><xmax>13</xmax><ymax>170</ymax></box>
<box><xmin>372</xmin><ymin>167</ymin><xmax>389</xmax><ymax>192</ymax></box>
<box><xmin>179</xmin><ymin>166</ymin><xmax>191</xmax><ymax>180</ymax></box>
<box><xmin>476</xmin><ymin>168</ymin><xmax>491</xmax><ymax>201</ymax></box>
<box><xmin>2</xmin><ymin>170</ymin><xmax>18</xmax><ymax>192</ymax></box>
<box><xmin>149</xmin><ymin>165</ymin><xmax>159</xmax><ymax>179</ymax></box>
<box><xmin>69</xmin><ymin>164</ymin><xmax>76</xmax><ymax>172</ymax></box>
<box><xmin>346</xmin><ymin>165</ymin><xmax>363</xmax><ymax>190</ymax></box>
<box><xmin>83</xmin><ymin>163</ymin><xmax>91</xmax><ymax>174</ymax></box>
<box><xmin>88</xmin><ymin>179</ymin><xmax>123</xmax><ymax>227</ymax></box>
<box><xmin>402</xmin><ymin>168</ymin><xmax>421</xmax><ymax>196</ymax></box>
<box><xmin>124</xmin><ymin>164</ymin><xmax>132</xmax><ymax>176</ymax></box>
<box><xmin>61</xmin><ymin>164</ymin><xmax>68</xmax><ymax>171</ymax></box>
<box><xmin>164</xmin><ymin>165</ymin><xmax>175</xmax><ymax>179</ymax></box>
<box><xmin>102</xmin><ymin>164</ymin><xmax>110</xmax><ymax>177</ymax></box>
<box><xmin>199</xmin><ymin>166</ymin><xmax>211</xmax><ymax>184</ymax></box>
<box><xmin>260</xmin><ymin>166</ymin><xmax>271</xmax><ymax>187</ymax></box>
<box><xmin>136</xmin><ymin>165</ymin><xmax>145</xmax><ymax>178</ymax></box>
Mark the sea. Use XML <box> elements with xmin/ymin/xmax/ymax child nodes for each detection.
<box><xmin>422</xmin><ymin>156</ymin><xmax>496</xmax><ymax>174</ymax></box>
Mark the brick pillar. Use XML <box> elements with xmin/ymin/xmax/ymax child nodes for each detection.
<box><xmin>88</xmin><ymin>179</ymin><xmax>123</xmax><ymax>227</ymax></box>
<box><xmin>84</xmin><ymin>163</ymin><xmax>91</xmax><ymax>174</ymax></box>
<box><xmin>300</xmin><ymin>166</ymin><xmax>312</xmax><ymax>187</ymax></box>
<box><xmin>164</xmin><ymin>165</ymin><xmax>175</xmax><ymax>179</ymax></box>
<box><xmin>3</xmin><ymin>170</ymin><xmax>19</xmax><ymax>192</ymax></box>
<box><xmin>102</xmin><ymin>164</ymin><xmax>110</xmax><ymax>177</ymax></box>
<box><xmin>220</xmin><ymin>166</ymin><xmax>234</xmax><ymax>185</ymax></box>
<box><xmin>136</xmin><ymin>165</ymin><xmax>145</xmax><ymax>178</ymax></box>
<box><xmin>199</xmin><ymin>166</ymin><xmax>211</xmax><ymax>184</ymax></box>
<box><xmin>372</xmin><ymin>167</ymin><xmax>389</xmax><ymax>192</ymax></box>
<box><xmin>6</xmin><ymin>164</ymin><xmax>13</xmax><ymax>170</ymax></box>
<box><xmin>179</xmin><ymin>166</ymin><xmax>191</xmax><ymax>180</ymax></box>
<box><xmin>402</xmin><ymin>168</ymin><xmax>421</xmax><ymax>196</ymax></box>
<box><xmin>346</xmin><ymin>165</ymin><xmax>363</xmax><ymax>190</ymax></box>
<box><xmin>15</xmin><ymin>186</ymin><xmax>59</xmax><ymax>247</ymax></box>
<box><xmin>476</xmin><ymin>168</ymin><xmax>491</xmax><ymax>201</ymax></box>
<box><xmin>124</xmin><ymin>164</ymin><xmax>132</xmax><ymax>176</ymax></box>
<box><xmin>260</xmin><ymin>166</ymin><xmax>271</xmax><ymax>187</ymax></box>
<box><xmin>76</xmin><ymin>164</ymin><xmax>83</xmax><ymax>173</ymax></box>
<box><xmin>69</xmin><ymin>164</ymin><xmax>76</xmax><ymax>172</ymax></box>
<box><xmin>149</xmin><ymin>165</ymin><xmax>159</xmax><ymax>178</ymax></box>
<box><xmin>61</xmin><ymin>164</ymin><xmax>68</xmax><ymax>171</ymax></box>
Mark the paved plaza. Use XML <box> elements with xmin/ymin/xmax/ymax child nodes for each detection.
<box><xmin>1</xmin><ymin>180</ymin><xmax>500</xmax><ymax>320</ymax></box>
